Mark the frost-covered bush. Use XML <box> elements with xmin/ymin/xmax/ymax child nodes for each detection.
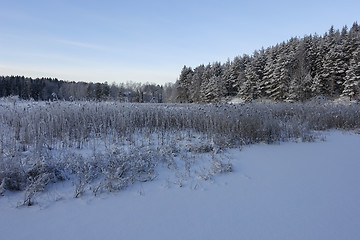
<box><xmin>0</xmin><ymin>100</ymin><xmax>359</xmax><ymax>203</ymax></box>
<box><xmin>0</xmin><ymin>148</ymin><xmax>66</xmax><ymax>205</ymax></box>
<box><xmin>2</xmin><ymin>101</ymin><xmax>359</xmax><ymax>149</ymax></box>
<box><xmin>91</xmin><ymin>147</ymin><xmax>158</xmax><ymax>196</ymax></box>
<box><xmin>211</xmin><ymin>157</ymin><xmax>232</xmax><ymax>174</ymax></box>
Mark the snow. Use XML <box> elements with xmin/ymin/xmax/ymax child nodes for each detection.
<box><xmin>1</xmin><ymin>131</ymin><xmax>360</xmax><ymax>240</ymax></box>
<box><xmin>228</xmin><ymin>97</ymin><xmax>245</xmax><ymax>104</ymax></box>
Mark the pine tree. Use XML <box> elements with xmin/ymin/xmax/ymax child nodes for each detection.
<box><xmin>269</xmin><ymin>56</ymin><xmax>290</xmax><ymax>100</ymax></box>
<box><xmin>201</xmin><ymin>76</ymin><xmax>226</xmax><ymax>103</ymax></box>
<box><xmin>303</xmin><ymin>35</ymin><xmax>319</xmax><ymax>77</ymax></box>
<box><xmin>342</xmin><ymin>47</ymin><xmax>360</xmax><ymax>100</ymax></box>
<box><xmin>189</xmin><ymin>65</ymin><xmax>205</xmax><ymax>102</ymax></box>
<box><xmin>20</xmin><ymin>77</ymin><xmax>30</xmax><ymax>100</ymax></box>
<box><xmin>239</xmin><ymin>50</ymin><xmax>266</xmax><ymax>101</ymax></box>
<box><xmin>313</xmin><ymin>27</ymin><xmax>348</xmax><ymax>98</ymax></box>
<box><xmin>312</xmin><ymin>35</ymin><xmax>328</xmax><ymax>96</ymax></box>
<box><xmin>233</xmin><ymin>54</ymin><xmax>250</xmax><ymax>96</ymax></box>
<box><xmin>176</xmin><ymin>66</ymin><xmax>193</xmax><ymax>103</ymax></box>
<box><xmin>222</xmin><ymin>59</ymin><xmax>233</xmax><ymax>96</ymax></box>
<box><xmin>239</xmin><ymin>57</ymin><xmax>258</xmax><ymax>102</ymax></box>
<box><xmin>288</xmin><ymin>73</ymin><xmax>313</xmax><ymax>101</ymax></box>
<box><xmin>262</xmin><ymin>46</ymin><xmax>278</xmax><ymax>98</ymax></box>
<box><xmin>265</xmin><ymin>42</ymin><xmax>295</xmax><ymax>100</ymax></box>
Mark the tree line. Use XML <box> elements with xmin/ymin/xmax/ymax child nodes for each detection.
<box><xmin>175</xmin><ymin>22</ymin><xmax>360</xmax><ymax>103</ymax></box>
<box><xmin>0</xmin><ymin>76</ymin><xmax>176</xmax><ymax>102</ymax></box>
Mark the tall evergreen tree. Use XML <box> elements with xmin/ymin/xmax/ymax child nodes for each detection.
<box><xmin>201</xmin><ymin>76</ymin><xmax>226</xmax><ymax>103</ymax></box>
<box><xmin>342</xmin><ymin>47</ymin><xmax>360</xmax><ymax>100</ymax></box>
<box><xmin>190</xmin><ymin>65</ymin><xmax>205</xmax><ymax>102</ymax></box>
<box><xmin>175</xmin><ymin>66</ymin><xmax>193</xmax><ymax>103</ymax></box>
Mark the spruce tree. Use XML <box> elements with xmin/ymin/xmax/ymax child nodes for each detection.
<box><xmin>342</xmin><ymin>47</ymin><xmax>360</xmax><ymax>100</ymax></box>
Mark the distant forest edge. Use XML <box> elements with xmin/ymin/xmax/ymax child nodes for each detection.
<box><xmin>1</xmin><ymin>23</ymin><xmax>359</xmax><ymax>103</ymax></box>
<box><xmin>0</xmin><ymin>76</ymin><xmax>176</xmax><ymax>103</ymax></box>
<box><xmin>175</xmin><ymin>22</ymin><xmax>360</xmax><ymax>103</ymax></box>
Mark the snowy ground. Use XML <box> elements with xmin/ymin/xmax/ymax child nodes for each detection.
<box><xmin>1</xmin><ymin>131</ymin><xmax>360</xmax><ymax>240</ymax></box>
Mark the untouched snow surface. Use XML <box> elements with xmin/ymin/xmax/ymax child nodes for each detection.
<box><xmin>1</xmin><ymin>131</ymin><xmax>360</xmax><ymax>240</ymax></box>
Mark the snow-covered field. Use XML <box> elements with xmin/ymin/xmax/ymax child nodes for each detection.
<box><xmin>1</xmin><ymin>131</ymin><xmax>359</xmax><ymax>240</ymax></box>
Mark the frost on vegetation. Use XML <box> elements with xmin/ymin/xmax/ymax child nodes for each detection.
<box><xmin>0</xmin><ymin>100</ymin><xmax>359</xmax><ymax>205</ymax></box>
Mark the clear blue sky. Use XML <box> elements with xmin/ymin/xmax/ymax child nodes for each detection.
<box><xmin>1</xmin><ymin>0</ymin><xmax>359</xmax><ymax>85</ymax></box>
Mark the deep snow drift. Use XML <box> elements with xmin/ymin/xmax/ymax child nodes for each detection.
<box><xmin>1</xmin><ymin>131</ymin><xmax>359</xmax><ymax>240</ymax></box>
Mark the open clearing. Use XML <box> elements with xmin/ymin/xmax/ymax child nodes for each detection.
<box><xmin>1</xmin><ymin>131</ymin><xmax>359</xmax><ymax>240</ymax></box>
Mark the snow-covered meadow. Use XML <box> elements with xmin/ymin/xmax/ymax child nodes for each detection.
<box><xmin>0</xmin><ymin>99</ymin><xmax>360</xmax><ymax>239</ymax></box>
<box><xmin>1</xmin><ymin>131</ymin><xmax>360</xmax><ymax>240</ymax></box>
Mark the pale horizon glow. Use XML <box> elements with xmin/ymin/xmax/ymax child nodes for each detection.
<box><xmin>1</xmin><ymin>0</ymin><xmax>359</xmax><ymax>85</ymax></box>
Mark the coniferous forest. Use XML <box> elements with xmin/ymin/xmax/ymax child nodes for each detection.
<box><xmin>0</xmin><ymin>76</ymin><xmax>177</xmax><ymax>103</ymax></box>
<box><xmin>1</xmin><ymin>23</ymin><xmax>359</xmax><ymax>104</ymax></box>
<box><xmin>175</xmin><ymin>23</ymin><xmax>360</xmax><ymax>103</ymax></box>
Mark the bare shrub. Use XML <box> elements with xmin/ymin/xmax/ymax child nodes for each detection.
<box><xmin>211</xmin><ymin>158</ymin><xmax>233</xmax><ymax>174</ymax></box>
<box><xmin>93</xmin><ymin>148</ymin><xmax>157</xmax><ymax>194</ymax></box>
<box><xmin>1</xmin><ymin>100</ymin><xmax>360</xmax><ymax>203</ymax></box>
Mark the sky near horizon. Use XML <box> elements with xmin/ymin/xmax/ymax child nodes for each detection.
<box><xmin>1</xmin><ymin>0</ymin><xmax>359</xmax><ymax>85</ymax></box>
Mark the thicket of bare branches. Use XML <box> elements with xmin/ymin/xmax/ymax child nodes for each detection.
<box><xmin>1</xmin><ymin>99</ymin><xmax>359</xmax><ymax>205</ymax></box>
